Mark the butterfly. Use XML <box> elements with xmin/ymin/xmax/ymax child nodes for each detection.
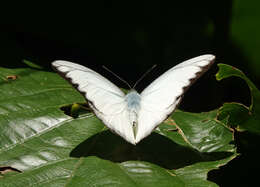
<box><xmin>52</xmin><ymin>54</ymin><xmax>215</xmax><ymax>145</ymax></box>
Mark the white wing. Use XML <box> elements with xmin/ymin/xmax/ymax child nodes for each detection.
<box><xmin>52</xmin><ymin>61</ymin><xmax>136</xmax><ymax>144</ymax></box>
<box><xmin>135</xmin><ymin>54</ymin><xmax>215</xmax><ymax>143</ymax></box>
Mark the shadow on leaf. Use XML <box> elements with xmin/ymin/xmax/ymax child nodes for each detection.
<box><xmin>70</xmin><ymin>130</ymin><xmax>233</xmax><ymax>169</ymax></box>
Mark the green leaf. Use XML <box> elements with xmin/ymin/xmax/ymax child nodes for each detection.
<box><xmin>0</xmin><ymin>66</ymin><xmax>236</xmax><ymax>186</ymax></box>
<box><xmin>217</xmin><ymin>103</ymin><xmax>250</xmax><ymax>131</ymax></box>
<box><xmin>216</xmin><ymin>63</ymin><xmax>260</xmax><ymax>134</ymax></box>
<box><xmin>23</xmin><ymin>60</ymin><xmax>43</xmax><ymax>69</ymax></box>
<box><xmin>168</xmin><ymin>110</ymin><xmax>234</xmax><ymax>153</ymax></box>
<box><xmin>67</xmin><ymin>157</ymin><xmax>183</xmax><ymax>187</ymax></box>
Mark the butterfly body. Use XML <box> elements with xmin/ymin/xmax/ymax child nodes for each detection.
<box><xmin>125</xmin><ymin>90</ymin><xmax>141</xmax><ymax>137</ymax></box>
<box><xmin>52</xmin><ymin>54</ymin><xmax>215</xmax><ymax>145</ymax></box>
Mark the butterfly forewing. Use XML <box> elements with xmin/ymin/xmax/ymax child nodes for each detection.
<box><xmin>52</xmin><ymin>60</ymin><xmax>136</xmax><ymax>144</ymax></box>
<box><xmin>135</xmin><ymin>55</ymin><xmax>215</xmax><ymax>143</ymax></box>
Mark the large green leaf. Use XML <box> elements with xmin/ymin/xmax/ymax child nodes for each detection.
<box><xmin>0</xmin><ymin>66</ymin><xmax>236</xmax><ymax>186</ymax></box>
<box><xmin>216</xmin><ymin>63</ymin><xmax>260</xmax><ymax>134</ymax></box>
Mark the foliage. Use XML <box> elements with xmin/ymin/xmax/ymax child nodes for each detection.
<box><xmin>216</xmin><ymin>64</ymin><xmax>260</xmax><ymax>134</ymax></box>
<box><xmin>1</xmin><ymin>62</ymin><xmax>259</xmax><ymax>186</ymax></box>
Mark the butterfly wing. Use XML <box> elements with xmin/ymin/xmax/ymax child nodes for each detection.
<box><xmin>135</xmin><ymin>54</ymin><xmax>215</xmax><ymax>143</ymax></box>
<box><xmin>52</xmin><ymin>61</ymin><xmax>136</xmax><ymax>144</ymax></box>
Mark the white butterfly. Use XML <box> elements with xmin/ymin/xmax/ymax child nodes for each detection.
<box><xmin>52</xmin><ymin>54</ymin><xmax>215</xmax><ymax>145</ymax></box>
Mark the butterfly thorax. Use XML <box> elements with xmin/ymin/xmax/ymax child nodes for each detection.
<box><xmin>125</xmin><ymin>90</ymin><xmax>141</xmax><ymax>137</ymax></box>
<box><xmin>125</xmin><ymin>90</ymin><xmax>141</xmax><ymax>110</ymax></box>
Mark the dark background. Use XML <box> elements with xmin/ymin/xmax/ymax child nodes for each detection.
<box><xmin>1</xmin><ymin>1</ymin><xmax>259</xmax><ymax>186</ymax></box>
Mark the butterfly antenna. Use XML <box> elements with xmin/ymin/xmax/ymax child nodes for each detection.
<box><xmin>133</xmin><ymin>64</ymin><xmax>157</xmax><ymax>89</ymax></box>
<box><xmin>102</xmin><ymin>65</ymin><xmax>132</xmax><ymax>89</ymax></box>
